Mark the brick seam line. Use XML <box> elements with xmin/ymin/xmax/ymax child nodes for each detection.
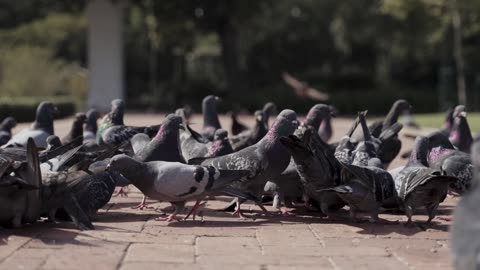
<box><xmin>0</xmin><ymin>237</ymin><xmax>33</xmax><ymax>265</ymax></box>
<box><xmin>254</xmin><ymin>229</ymin><xmax>265</xmax><ymax>256</ymax></box>
<box><xmin>308</xmin><ymin>224</ymin><xmax>326</xmax><ymax>247</ymax></box>
<box><xmin>116</xmin><ymin>242</ymin><xmax>132</xmax><ymax>270</ymax></box>
<box><xmin>327</xmin><ymin>257</ymin><xmax>342</xmax><ymax>270</ymax></box>
<box><xmin>193</xmin><ymin>235</ymin><xmax>199</xmax><ymax>264</ymax></box>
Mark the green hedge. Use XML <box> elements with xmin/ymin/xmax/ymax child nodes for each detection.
<box><xmin>0</xmin><ymin>97</ymin><xmax>76</xmax><ymax>122</ymax></box>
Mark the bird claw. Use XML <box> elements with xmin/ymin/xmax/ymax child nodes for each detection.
<box><xmin>112</xmin><ymin>187</ymin><xmax>129</xmax><ymax>197</ymax></box>
<box><xmin>131</xmin><ymin>203</ymin><xmax>153</xmax><ymax>210</ymax></box>
<box><xmin>279</xmin><ymin>207</ymin><xmax>296</xmax><ymax>216</ymax></box>
<box><xmin>437</xmin><ymin>216</ymin><xmax>453</xmax><ymax>222</ymax></box>
<box><xmin>232</xmin><ymin>209</ymin><xmax>250</xmax><ymax>220</ymax></box>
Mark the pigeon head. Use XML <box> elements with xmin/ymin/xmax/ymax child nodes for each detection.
<box><xmin>304</xmin><ymin>104</ymin><xmax>333</xmax><ymax>130</ymax></box>
<box><xmin>442</xmin><ymin>108</ymin><xmax>454</xmax><ymax>130</ymax></box>
<box><xmin>392</xmin><ymin>99</ymin><xmax>411</xmax><ymax>113</ymax></box>
<box><xmin>153</xmin><ymin>114</ymin><xmax>182</xmax><ymax>142</ymax></box>
<box><xmin>264</xmin><ymin>109</ymin><xmax>298</xmax><ymax>143</ymax></box>
<box><xmin>453</xmin><ymin>105</ymin><xmax>466</xmax><ymax>118</ymax></box>
<box><xmin>262</xmin><ymin>102</ymin><xmax>277</xmax><ymax>117</ymax></box>
<box><xmin>33</xmin><ymin>101</ymin><xmax>58</xmax><ymax>133</ymax></box>
<box><xmin>74</xmin><ymin>112</ymin><xmax>87</xmax><ymax>124</ymax></box>
<box><xmin>0</xmin><ymin>117</ymin><xmax>16</xmax><ymax>130</ymax></box>
<box><xmin>407</xmin><ymin>136</ymin><xmax>429</xmax><ymax>167</ymax></box>
<box><xmin>280</xmin><ymin>134</ymin><xmax>312</xmax><ymax>160</ymax></box>
<box><xmin>213</xmin><ymin>129</ymin><xmax>229</xmax><ymax>141</ymax></box>
<box><xmin>202</xmin><ymin>95</ymin><xmax>221</xmax><ymax>129</ymax></box>
<box><xmin>69</xmin><ymin>112</ymin><xmax>87</xmax><ymax>139</ymax></box>
<box><xmin>46</xmin><ymin>135</ymin><xmax>62</xmax><ymax>149</ymax></box>
<box><xmin>110</xmin><ymin>99</ymin><xmax>125</xmax><ymax>125</ymax></box>
<box><xmin>449</xmin><ymin>112</ymin><xmax>473</xmax><ymax>152</ymax></box>
<box><xmin>106</xmin><ymin>154</ymin><xmax>144</xmax><ymax>180</ymax></box>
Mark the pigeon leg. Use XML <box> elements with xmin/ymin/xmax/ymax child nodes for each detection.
<box><xmin>272</xmin><ymin>192</ymin><xmax>295</xmax><ymax>216</ymax></box>
<box><xmin>131</xmin><ymin>196</ymin><xmax>153</xmax><ymax>210</ymax></box>
<box><xmin>232</xmin><ymin>201</ymin><xmax>249</xmax><ymax>219</ymax></box>
<box><xmin>112</xmin><ymin>186</ymin><xmax>129</xmax><ymax>197</ymax></box>
<box><xmin>404</xmin><ymin>205</ymin><xmax>415</xmax><ymax>227</ymax></box>
<box><xmin>155</xmin><ymin>202</ymin><xmax>184</xmax><ymax>222</ymax></box>
<box><xmin>280</xmin><ymin>207</ymin><xmax>296</xmax><ymax>216</ymax></box>
<box><xmin>349</xmin><ymin>208</ymin><xmax>358</xmax><ymax>223</ymax></box>
<box><xmin>426</xmin><ymin>203</ymin><xmax>439</xmax><ymax>224</ymax></box>
<box><xmin>184</xmin><ymin>200</ymin><xmax>207</xmax><ymax>221</ymax></box>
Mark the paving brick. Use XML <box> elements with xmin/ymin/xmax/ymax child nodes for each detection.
<box><xmin>124</xmin><ymin>243</ymin><xmax>194</xmax><ymax>264</ymax></box>
<box><xmin>0</xmin><ymin>235</ymin><xmax>31</xmax><ymax>261</ymax></box>
<box><xmin>257</xmin><ymin>228</ymin><xmax>321</xmax><ymax>247</ymax></box>
<box><xmin>196</xmin><ymin>236</ymin><xmax>260</xmax><ymax>255</ymax></box>
<box><xmin>0</xmin><ymin>248</ymin><xmax>53</xmax><ymax>270</ymax></box>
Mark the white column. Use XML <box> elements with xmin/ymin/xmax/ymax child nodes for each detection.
<box><xmin>87</xmin><ymin>0</ymin><xmax>125</xmax><ymax>111</ymax></box>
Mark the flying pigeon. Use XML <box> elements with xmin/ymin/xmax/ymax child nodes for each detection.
<box><xmin>4</xmin><ymin>102</ymin><xmax>58</xmax><ymax>148</ymax></box>
<box><xmin>282</xmin><ymin>72</ymin><xmax>329</xmax><ymax>101</ymax></box>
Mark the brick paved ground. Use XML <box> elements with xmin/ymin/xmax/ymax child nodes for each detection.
<box><xmin>0</xmin><ymin>113</ymin><xmax>456</xmax><ymax>270</ymax></box>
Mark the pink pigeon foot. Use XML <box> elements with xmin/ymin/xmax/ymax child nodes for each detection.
<box><xmin>112</xmin><ymin>187</ymin><xmax>129</xmax><ymax>197</ymax></box>
<box><xmin>131</xmin><ymin>203</ymin><xmax>153</xmax><ymax>210</ymax></box>
<box><xmin>279</xmin><ymin>207</ymin><xmax>296</xmax><ymax>216</ymax></box>
<box><xmin>184</xmin><ymin>201</ymin><xmax>207</xmax><ymax>221</ymax></box>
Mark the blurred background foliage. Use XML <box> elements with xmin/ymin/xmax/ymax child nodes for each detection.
<box><xmin>0</xmin><ymin>0</ymin><xmax>479</xmax><ymax>115</ymax></box>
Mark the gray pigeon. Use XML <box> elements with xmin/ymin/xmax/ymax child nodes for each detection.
<box><xmin>200</xmin><ymin>95</ymin><xmax>222</xmax><ymax>141</ymax></box>
<box><xmin>262</xmin><ymin>102</ymin><xmax>277</xmax><ymax>128</ymax></box>
<box><xmin>46</xmin><ymin>135</ymin><xmax>62</xmax><ymax>152</ymax></box>
<box><xmin>318</xmin><ymin>105</ymin><xmax>336</xmax><ymax>142</ymax></box>
<box><xmin>450</xmin><ymin>138</ymin><xmax>480</xmax><ymax>270</ymax></box>
<box><xmin>351</xmin><ymin>111</ymin><xmax>377</xmax><ymax>166</ymax></box>
<box><xmin>320</xmin><ymin>159</ymin><xmax>396</xmax><ymax>222</ymax></box>
<box><xmin>5</xmin><ymin>102</ymin><xmax>58</xmax><ymax>148</ymax></box>
<box><xmin>334</xmin><ymin>113</ymin><xmax>362</xmax><ymax>164</ymax></box>
<box><xmin>62</xmin><ymin>112</ymin><xmax>86</xmax><ymax>146</ymax></box>
<box><xmin>449</xmin><ymin>111</ymin><xmax>473</xmax><ymax>153</ymax></box>
<box><xmin>230</xmin><ymin>111</ymin><xmax>248</xmax><ymax>136</ymax></box>
<box><xmin>131</xmin><ymin>114</ymin><xmax>186</xmax><ymax>209</ymax></box>
<box><xmin>190</xmin><ymin>110</ymin><xmax>299</xmax><ymax>218</ymax></box>
<box><xmin>303</xmin><ymin>104</ymin><xmax>335</xmax><ymax>133</ymax></box>
<box><xmin>84</xmin><ymin>109</ymin><xmax>101</xmax><ymax>142</ymax></box>
<box><xmin>280</xmin><ymin>128</ymin><xmax>345</xmax><ymax>216</ymax></box>
<box><xmin>427</xmin><ymin>131</ymin><xmax>473</xmax><ymax>195</ymax></box>
<box><xmin>393</xmin><ymin>136</ymin><xmax>457</xmax><ymax>225</ymax></box>
<box><xmin>0</xmin><ymin>117</ymin><xmax>16</xmax><ymax>146</ymax></box>
<box><xmin>106</xmin><ymin>155</ymin><xmax>249</xmax><ymax>221</ymax></box>
<box><xmin>0</xmin><ymin>138</ymin><xmax>42</xmax><ymax>228</ymax></box>
<box><xmin>207</xmin><ymin>129</ymin><xmax>234</xmax><ymax>157</ymax></box>
<box><xmin>230</xmin><ymin>111</ymin><xmax>268</xmax><ymax>151</ymax></box>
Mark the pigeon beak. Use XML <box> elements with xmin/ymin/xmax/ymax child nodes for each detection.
<box><xmin>106</xmin><ymin>164</ymin><xmax>111</xmax><ymax>171</ymax></box>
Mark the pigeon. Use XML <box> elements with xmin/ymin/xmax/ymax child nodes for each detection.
<box><xmin>263</xmin><ymin>159</ymin><xmax>304</xmax><ymax>215</ymax></box>
<box><xmin>130</xmin><ymin>133</ymin><xmax>150</xmax><ymax>154</ymax></box>
<box><xmin>450</xmin><ymin>138</ymin><xmax>480</xmax><ymax>270</ymax></box>
<box><xmin>99</xmin><ymin>118</ymin><xmax>160</xmax><ymax>147</ymax></box>
<box><xmin>230</xmin><ymin>111</ymin><xmax>268</xmax><ymax>151</ymax></box>
<box><xmin>351</xmin><ymin>111</ymin><xmax>377</xmax><ymax>166</ymax></box>
<box><xmin>190</xmin><ymin>110</ymin><xmax>299</xmax><ymax>218</ymax></box>
<box><xmin>375</xmin><ymin>122</ymin><xmax>403</xmax><ymax>168</ymax></box>
<box><xmin>230</xmin><ymin>111</ymin><xmax>248</xmax><ymax>136</ymax></box>
<box><xmin>106</xmin><ymin>155</ymin><xmax>250</xmax><ymax>221</ymax></box>
<box><xmin>207</xmin><ymin>129</ymin><xmax>234</xmax><ymax>157</ymax></box>
<box><xmin>334</xmin><ymin>113</ymin><xmax>362</xmax><ymax>164</ymax></box>
<box><xmin>427</xmin><ymin>131</ymin><xmax>473</xmax><ymax>195</ymax></box>
<box><xmin>449</xmin><ymin>111</ymin><xmax>473</xmax><ymax>153</ymax></box>
<box><xmin>262</xmin><ymin>102</ymin><xmax>277</xmax><ymax>128</ymax></box>
<box><xmin>97</xmin><ymin>99</ymin><xmax>125</xmax><ymax>142</ymax></box>
<box><xmin>303</xmin><ymin>104</ymin><xmax>335</xmax><ymax>134</ymax></box>
<box><xmin>131</xmin><ymin>114</ymin><xmax>186</xmax><ymax>209</ymax></box>
<box><xmin>84</xmin><ymin>109</ymin><xmax>101</xmax><ymax>142</ymax></box>
<box><xmin>320</xmin><ymin>159</ymin><xmax>396</xmax><ymax>222</ymax></box>
<box><xmin>392</xmin><ymin>136</ymin><xmax>457</xmax><ymax>225</ymax></box>
<box><xmin>282</xmin><ymin>72</ymin><xmax>329</xmax><ymax>101</ymax></box>
<box><xmin>355</xmin><ymin>99</ymin><xmax>410</xmax><ymax>141</ymax></box>
<box><xmin>46</xmin><ymin>135</ymin><xmax>62</xmax><ymax>152</ymax></box>
<box><xmin>200</xmin><ymin>95</ymin><xmax>222</xmax><ymax>141</ymax></box>
<box><xmin>280</xmin><ymin>127</ymin><xmax>345</xmax><ymax>216</ymax></box>
<box><xmin>4</xmin><ymin>102</ymin><xmax>58</xmax><ymax>148</ymax></box>
<box><xmin>318</xmin><ymin>106</ymin><xmax>336</xmax><ymax>142</ymax></box>
<box><xmin>0</xmin><ymin>117</ymin><xmax>16</xmax><ymax>146</ymax></box>
<box><xmin>62</xmin><ymin>112</ymin><xmax>86</xmax><ymax>146</ymax></box>
<box><xmin>0</xmin><ymin>138</ymin><xmax>42</xmax><ymax>228</ymax></box>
